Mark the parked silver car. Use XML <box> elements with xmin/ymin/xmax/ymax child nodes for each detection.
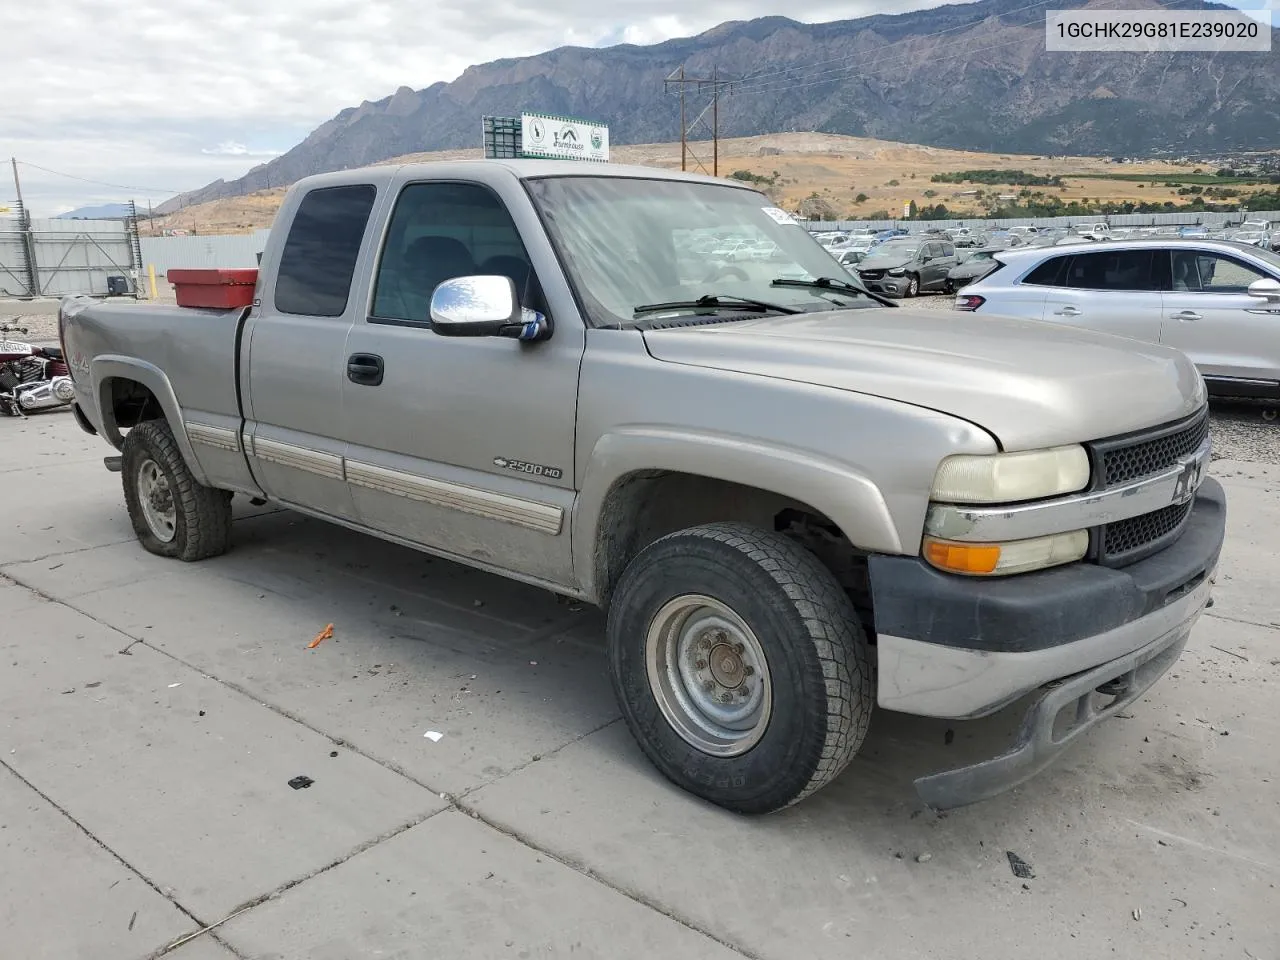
<box><xmin>955</xmin><ymin>239</ymin><xmax>1280</xmax><ymax>399</ymax></box>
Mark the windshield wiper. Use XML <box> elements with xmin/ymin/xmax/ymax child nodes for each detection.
<box><xmin>633</xmin><ymin>294</ymin><xmax>802</xmax><ymax>317</ymax></box>
<box><xmin>770</xmin><ymin>275</ymin><xmax>897</xmax><ymax>308</ymax></box>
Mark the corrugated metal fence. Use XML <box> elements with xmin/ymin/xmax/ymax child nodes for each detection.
<box><xmin>139</xmin><ymin>230</ymin><xmax>269</xmax><ymax>276</ymax></box>
<box><xmin>0</xmin><ymin>216</ymin><xmax>137</xmax><ymax>297</ymax></box>
<box><xmin>806</xmin><ymin>210</ymin><xmax>1280</xmax><ymax>233</ymax></box>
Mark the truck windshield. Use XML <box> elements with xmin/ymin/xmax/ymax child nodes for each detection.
<box><xmin>524</xmin><ymin>175</ymin><xmax>878</xmax><ymax>327</ymax></box>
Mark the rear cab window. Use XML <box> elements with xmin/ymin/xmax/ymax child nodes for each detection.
<box><xmin>275</xmin><ymin>185</ymin><xmax>378</xmax><ymax>317</ymax></box>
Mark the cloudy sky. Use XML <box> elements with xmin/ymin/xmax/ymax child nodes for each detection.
<box><xmin>1</xmin><ymin>0</ymin><xmax>1271</xmax><ymax>215</ymax></box>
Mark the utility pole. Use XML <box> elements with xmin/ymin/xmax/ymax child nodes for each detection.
<box><xmin>712</xmin><ymin>65</ymin><xmax>719</xmax><ymax>178</ymax></box>
<box><xmin>10</xmin><ymin>157</ymin><xmax>39</xmax><ymax>297</ymax></box>
<box><xmin>664</xmin><ymin>66</ymin><xmax>735</xmax><ymax>177</ymax></box>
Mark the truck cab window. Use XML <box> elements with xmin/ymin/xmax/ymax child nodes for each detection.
<box><xmin>274</xmin><ymin>185</ymin><xmax>377</xmax><ymax>317</ymax></box>
<box><xmin>372</xmin><ymin>182</ymin><xmax>535</xmax><ymax>324</ymax></box>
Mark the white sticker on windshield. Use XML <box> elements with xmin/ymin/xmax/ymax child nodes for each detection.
<box><xmin>761</xmin><ymin>206</ymin><xmax>798</xmax><ymax>225</ymax></box>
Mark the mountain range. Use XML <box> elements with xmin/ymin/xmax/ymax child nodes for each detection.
<box><xmin>161</xmin><ymin>0</ymin><xmax>1280</xmax><ymax>211</ymax></box>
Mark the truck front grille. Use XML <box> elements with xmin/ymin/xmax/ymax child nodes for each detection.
<box><xmin>1099</xmin><ymin>408</ymin><xmax>1209</xmax><ymax>486</ymax></box>
<box><xmin>1089</xmin><ymin>406</ymin><xmax>1209</xmax><ymax>566</ymax></box>
<box><xmin>858</xmin><ymin>269</ymin><xmax>885</xmax><ymax>280</ymax></box>
<box><xmin>1099</xmin><ymin>500</ymin><xmax>1193</xmax><ymax>564</ymax></box>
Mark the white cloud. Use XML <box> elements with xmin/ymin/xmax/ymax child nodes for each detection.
<box><xmin>201</xmin><ymin>141</ymin><xmax>282</xmax><ymax>157</ymax></box>
<box><xmin>0</xmin><ymin>0</ymin><xmax>985</xmax><ymax>214</ymax></box>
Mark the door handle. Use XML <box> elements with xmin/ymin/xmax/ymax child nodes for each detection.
<box><xmin>1052</xmin><ymin>306</ymin><xmax>1081</xmax><ymax>317</ymax></box>
<box><xmin>347</xmin><ymin>353</ymin><xmax>384</xmax><ymax>386</ymax></box>
<box><xmin>1170</xmin><ymin>311</ymin><xmax>1201</xmax><ymax>322</ymax></box>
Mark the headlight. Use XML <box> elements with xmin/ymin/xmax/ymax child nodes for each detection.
<box><xmin>924</xmin><ymin>530</ymin><xmax>1088</xmax><ymax>576</ymax></box>
<box><xmin>931</xmin><ymin>445</ymin><xmax>1090</xmax><ymax>504</ymax></box>
<box><xmin>887</xmin><ymin>267</ymin><xmax>906</xmax><ymax>276</ymax></box>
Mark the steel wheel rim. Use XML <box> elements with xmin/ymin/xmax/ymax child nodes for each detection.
<box><xmin>136</xmin><ymin>458</ymin><xmax>177</xmax><ymax>543</ymax></box>
<box><xmin>644</xmin><ymin>594</ymin><xmax>772</xmax><ymax>757</ymax></box>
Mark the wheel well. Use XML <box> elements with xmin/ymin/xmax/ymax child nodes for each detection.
<box><xmin>593</xmin><ymin>471</ymin><xmax>873</xmax><ymax>633</ymax></box>
<box><xmin>105</xmin><ymin>377</ymin><xmax>163</xmax><ymax>430</ymax></box>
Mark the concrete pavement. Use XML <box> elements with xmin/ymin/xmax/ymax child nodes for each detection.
<box><xmin>1</xmin><ymin>410</ymin><xmax>1276</xmax><ymax>960</ymax></box>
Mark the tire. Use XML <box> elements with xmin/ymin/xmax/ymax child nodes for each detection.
<box><xmin>607</xmin><ymin>521</ymin><xmax>872</xmax><ymax>814</ymax></box>
<box><xmin>121</xmin><ymin>419</ymin><xmax>232</xmax><ymax>561</ymax></box>
<box><xmin>904</xmin><ymin>274</ymin><xmax>920</xmax><ymax>298</ymax></box>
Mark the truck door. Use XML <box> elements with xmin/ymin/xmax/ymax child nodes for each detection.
<box><xmin>339</xmin><ymin>176</ymin><xmax>584</xmax><ymax>587</ymax></box>
<box><xmin>242</xmin><ymin>183</ymin><xmax>380</xmax><ymax>520</ymax></box>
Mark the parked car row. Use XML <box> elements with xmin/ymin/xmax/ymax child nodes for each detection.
<box><xmin>955</xmin><ymin>238</ymin><xmax>1280</xmax><ymax>400</ymax></box>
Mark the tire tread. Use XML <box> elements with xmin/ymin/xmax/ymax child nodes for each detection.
<box><xmin>121</xmin><ymin>420</ymin><xmax>232</xmax><ymax>562</ymax></box>
<box><xmin>620</xmin><ymin>521</ymin><xmax>872</xmax><ymax>810</ymax></box>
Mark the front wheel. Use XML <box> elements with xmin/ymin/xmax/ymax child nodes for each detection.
<box><xmin>607</xmin><ymin>522</ymin><xmax>872</xmax><ymax>814</ymax></box>
<box><xmin>904</xmin><ymin>274</ymin><xmax>920</xmax><ymax>298</ymax></box>
<box><xmin>122</xmin><ymin>419</ymin><xmax>233</xmax><ymax>561</ymax></box>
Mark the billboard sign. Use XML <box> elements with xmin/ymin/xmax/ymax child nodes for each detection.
<box><xmin>520</xmin><ymin>113</ymin><xmax>609</xmax><ymax>162</ymax></box>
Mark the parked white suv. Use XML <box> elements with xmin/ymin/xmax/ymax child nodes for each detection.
<box><xmin>955</xmin><ymin>239</ymin><xmax>1280</xmax><ymax>400</ymax></box>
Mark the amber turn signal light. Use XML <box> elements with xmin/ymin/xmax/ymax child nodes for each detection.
<box><xmin>923</xmin><ymin>538</ymin><xmax>1001</xmax><ymax>575</ymax></box>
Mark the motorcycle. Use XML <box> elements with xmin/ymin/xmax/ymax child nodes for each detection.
<box><xmin>0</xmin><ymin>324</ymin><xmax>74</xmax><ymax>417</ymax></box>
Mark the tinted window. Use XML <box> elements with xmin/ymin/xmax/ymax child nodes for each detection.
<box><xmin>1171</xmin><ymin>250</ymin><xmax>1267</xmax><ymax>293</ymax></box>
<box><xmin>940</xmin><ymin>242</ymin><xmax>955</xmax><ymax>257</ymax></box>
<box><xmin>372</xmin><ymin>181</ymin><xmax>532</xmax><ymax>324</ymax></box>
<box><xmin>1022</xmin><ymin>255</ymin><xmax>1070</xmax><ymax>287</ymax></box>
<box><xmin>1065</xmin><ymin>250</ymin><xmax>1158</xmax><ymax>291</ymax></box>
<box><xmin>275</xmin><ymin>185</ymin><xmax>377</xmax><ymax>317</ymax></box>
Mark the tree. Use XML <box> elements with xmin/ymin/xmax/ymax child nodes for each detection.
<box><xmin>923</xmin><ymin>189</ymin><xmax>937</xmax><ymax>198</ymax></box>
<box><xmin>886</xmin><ymin>179</ymin><xmax>900</xmax><ymax>186</ymax></box>
<box><xmin>907</xmin><ymin>199</ymin><xmax>919</xmax><ymax>219</ymax></box>
<box><xmin>855</xmin><ymin>192</ymin><xmax>869</xmax><ymax>204</ymax></box>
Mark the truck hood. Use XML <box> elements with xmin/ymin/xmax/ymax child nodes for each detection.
<box><xmin>641</xmin><ymin>308</ymin><xmax>1204</xmax><ymax>451</ymax></box>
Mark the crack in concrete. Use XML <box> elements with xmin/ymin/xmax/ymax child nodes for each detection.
<box><xmin>3</xmin><ymin>569</ymin><xmax>761</xmax><ymax>960</ymax></box>
<box><xmin>151</xmin><ymin>810</ymin><xmax>441</xmax><ymax>958</ymax></box>
<box><xmin>0</xmin><ymin>512</ymin><xmax>281</xmax><ymax>570</ymax></box>
<box><xmin>0</xmin><ymin>758</ymin><xmax>217</xmax><ymax>958</ymax></box>
<box><xmin>455</xmin><ymin>803</ymin><xmax>763</xmax><ymax>960</ymax></box>
<box><xmin>1205</xmin><ymin>611</ymin><xmax>1280</xmax><ymax>633</ymax></box>
<box><xmin>0</xmin><ymin>537</ymin><xmax>139</xmax><ymax>568</ymax></box>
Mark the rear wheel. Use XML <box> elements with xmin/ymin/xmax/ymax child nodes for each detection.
<box><xmin>122</xmin><ymin>420</ymin><xmax>232</xmax><ymax>561</ymax></box>
<box><xmin>607</xmin><ymin>522</ymin><xmax>872</xmax><ymax>814</ymax></box>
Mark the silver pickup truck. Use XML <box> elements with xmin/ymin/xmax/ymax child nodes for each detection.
<box><xmin>60</xmin><ymin>161</ymin><xmax>1225</xmax><ymax>814</ymax></box>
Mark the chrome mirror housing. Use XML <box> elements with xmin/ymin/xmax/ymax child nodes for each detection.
<box><xmin>429</xmin><ymin>276</ymin><xmax>520</xmax><ymax>336</ymax></box>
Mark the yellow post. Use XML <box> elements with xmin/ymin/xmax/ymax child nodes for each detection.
<box><xmin>148</xmin><ymin>264</ymin><xmax>158</xmax><ymax>300</ymax></box>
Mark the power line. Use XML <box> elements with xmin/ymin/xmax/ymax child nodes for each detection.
<box><xmin>14</xmin><ymin>159</ymin><xmax>187</xmax><ymax>196</ymax></box>
<box><xmin>665</xmin><ymin>65</ymin><xmax>737</xmax><ymax>176</ymax></box>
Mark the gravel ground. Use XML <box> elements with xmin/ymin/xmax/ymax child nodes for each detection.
<box><xmin>0</xmin><ymin>313</ymin><xmax>59</xmax><ymax>344</ymax></box>
<box><xmin>1209</xmin><ymin>400</ymin><xmax>1280</xmax><ymax>464</ymax></box>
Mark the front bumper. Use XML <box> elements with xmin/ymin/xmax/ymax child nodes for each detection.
<box><xmin>858</xmin><ymin>275</ymin><xmax>909</xmax><ymax>296</ymax></box>
<box><xmin>868</xmin><ymin>478</ymin><xmax>1225</xmax><ymax>808</ymax></box>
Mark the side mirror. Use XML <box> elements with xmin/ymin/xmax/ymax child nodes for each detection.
<box><xmin>429</xmin><ymin>275</ymin><xmax>521</xmax><ymax>337</ymax></box>
<box><xmin>1247</xmin><ymin>277</ymin><xmax>1280</xmax><ymax>302</ymax></box>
